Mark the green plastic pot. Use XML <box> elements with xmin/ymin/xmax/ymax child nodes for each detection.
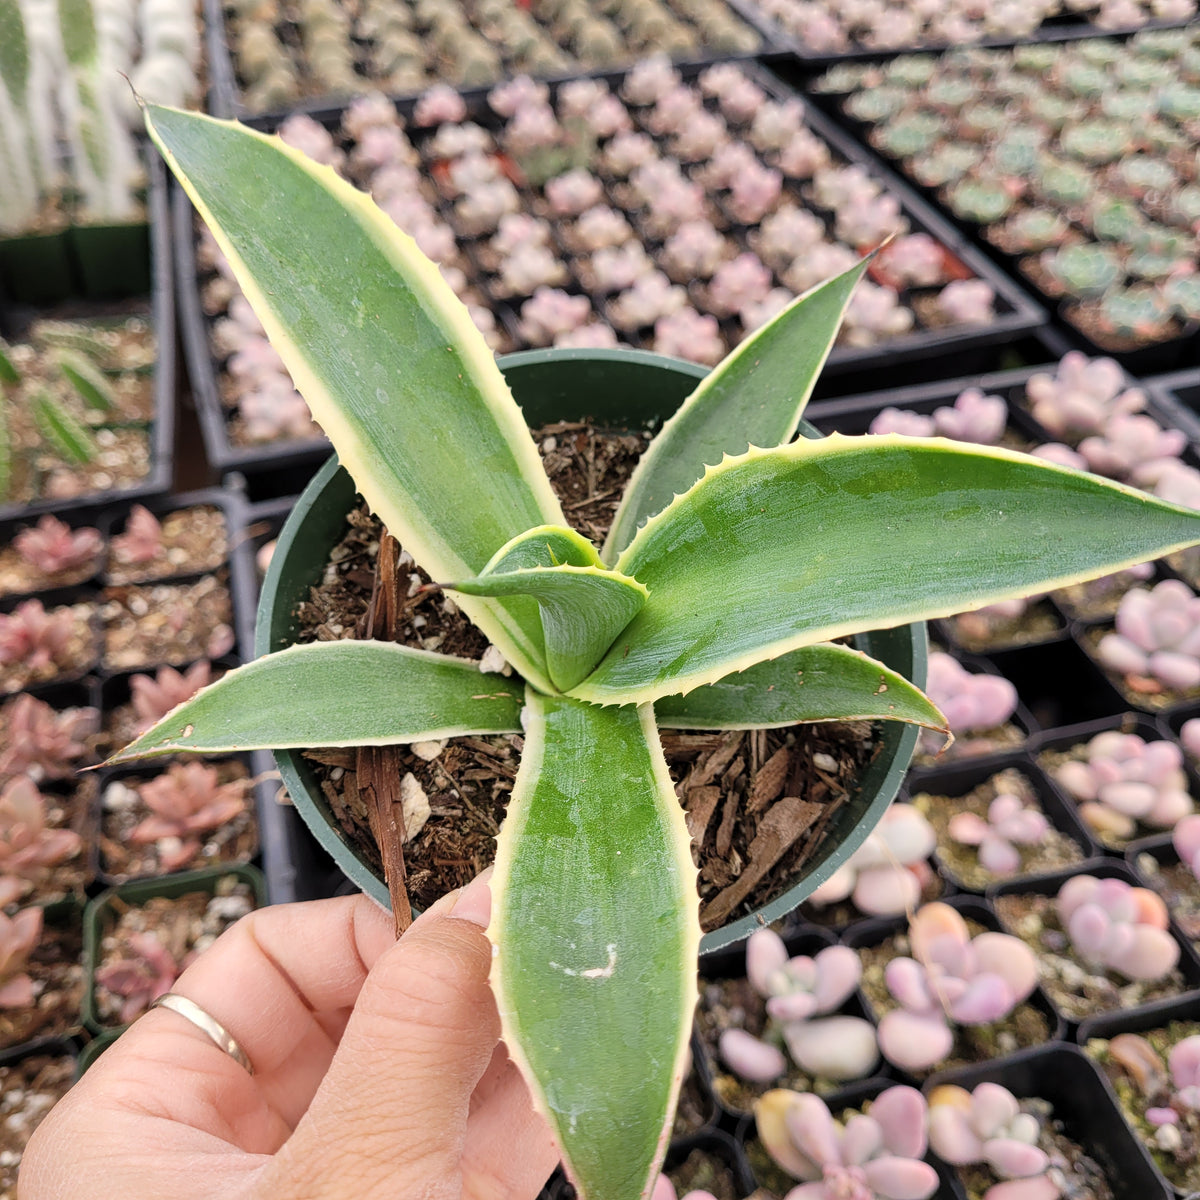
<box><xmin>68</xmin><ymin>220</ymin><xmax>151</xmax><ymax>299</ymax></box>
<box><xmin>255</xmin><ymin>348</ymin><xmax>925</xmax><ymax>954</ymax></box>
<box><xmin>0</xmin><ymin>228</ymin><xmax>74</xmax><ymax>305</ymax></box>
<box><xmin>82</xmin><ymin>863</ymin><xmax>266</xmax><ymax>1033</ymax></box>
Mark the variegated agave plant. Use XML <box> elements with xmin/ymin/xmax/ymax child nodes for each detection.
<box><xmin>115</xmin><ymin>104</ymin><xmax>1200</xmax><ymax>1200</ymax></box>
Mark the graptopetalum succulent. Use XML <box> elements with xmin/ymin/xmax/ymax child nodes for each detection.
<box><xmin>110</xmin><ymin>103</ymin><xmax>1200</xmax><ymax>1200</ymax></box>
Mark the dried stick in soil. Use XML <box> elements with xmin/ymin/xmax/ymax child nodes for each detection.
<box><xmin>356</xmin><ymin>530</ymin><xmax>412</xmax><ymax>935</ymax></box>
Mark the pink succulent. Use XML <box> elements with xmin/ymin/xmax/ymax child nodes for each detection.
<box><xmin>936</xmin><ymin>280</ymin><xmax>996</xmax><ymax>327</ymax></box>
<box><xmin>645</xmin><ymin>174</ymin><xmax>707</xmax><ymax>233</ymax></box>
<box><xmin>713</xmin><ymin>77</ymin><xmax>766</xmax><ymax>125</ymax></box>
<box><xmin>1057</xmin><ymin>874</ymin><xmax>1179</xmax><ymax>982</ymax></box>
<box><xmin>454</xmin><ymin>179</ymin><xmax>520</xmax><ymax>235</ymax></box>
<box><xmin>427</xmin><ymin>122</ymin><xmax>492</xmax><ymax>161</ymax></box>
<box><xmin>697</xmin><ymin>63</ymin><xmax>744</xmax><ymax>101</ymax></box>
<box><xmin>545</xmin><ymin>169</ymin><xmax>604</xmax><ymax>218</ymax></box>
<box><xmin>488</xmin><ymin>75</ymin><xmax>550</xmax><ymax>119</ymax></box>
<box><xmin>877</xmin><ymin>235</ymin><xmax>945</xmax><ymax>289</ymax></box>
<box><xmin>13</xmin><ymin>515</ymin><xmax>102</xmax><ymax>577</ymax></box>
<box><xmin>812</xmin><ymin>165</ymin><xmax>880</xmax><ymax>211</ymax></box>
<box><xmin>498</xmin><ymin>243</ymin><xmax>567</xmax><ymax>295</ymax></box>
<box><xmin>553</xmin><ymin>323</ymin><xmax>618</xmax><ymax>350</ymax></box>
<box><xmin>620</xmin><ymin>54</ymin><xmax>680</xmax><ymax>106</ymax></box>
<box><xmin>588</xmin><ymin>243</ymin><xmax>653</xmax><ymax>293</ymax></box>
<box><xmin>1052</xmin><ymin>729</ymin><xmax>1192</xmax><ymax>841</ymax></box>
<box><xmin>776</xmin><ymin>128</ymin><xmax>831</xmax><ymax>179</ymax></box>
<box><xmin>645</xmin><ymin>84</ymin><xmax>702</xmax><ymax>136</ymax></box>
<box><xmin>652</xmin><ymin>308</ymin><xmax>724</xmax><ymax>366</ymax></box>
<box><xmin>719</xmin><ymin>929</ymin><xmax>877</xmax><ymax>1084</ymax></box>
<box><xmin>835</xmin><ymin>192</ymin><xmax>905</xmax><ymax>248</ymax></box>
<box><xmin>1025</xmin><ymin>353</ymin><xmax>1145</xmax><ymax>440</ymax></box>
<box><xmin>740</xmin><ymin>288</ymin><xmax>794</xmax><ymax>334</ymax></box>
<box><xmin>110</xmin><ymin>505</ymin><xmax>164</xmax><ymax>566</ymax></box>
<box><xmin>353</xmin><ymin>124</ymin><xmax>415</xmax><ymax>173</ymax></box>
<box><xmin>748</xmin><ymin>99</ymin><xmax>804</xmax><ymax>154</ymax></box>
<box><xmin>927</xmin><ymin>1082</ymin><xmax>1054</xmax><ymax>1196</ymax></box>
<box><xmin>518</xmin><ymin>288</ymin><xmax>592</xmax><ymax>347</ymax></box>
<box><xmin>412</xmin><ymin>83</ymin><xmax>467</xmax><ymax>127</ymax></box>
<box><xmin>728</xmin><ymin>163</ymin><xmax>783</xmax><ymax>225</ymax></box>
<box><xmin>755</xmin><ymin>206</ymin><xmax>825</xmax><ymax>270</ymax></box>
<box><xmin>129</xmin><ymin>761</ymin><xmax>248</xmax><ymax>872</ymax></box>
<box><xmin>1169</xmin><ymin>1035</ymin><xmax>1200</xmax><ymax>1110</ymax></box>
<box><xmin>869</xmin><ymin>389</ymin><xmax>1006</xmax><ymax>445</ymax></box>
<box><xmin>342</xmin><ymin>92</ymin><xmax>401</xmax><ymax>142</ymax></box>
<box><xmin>783</xmin><ymin>242</ymin><xmax>860</xmax><ymax>295</ymax></box>
<box><xmin>503</xmin><ymin>105</ymin><xmax>561</xmax><ymax>157</ymax></box>
<box><xmin>0</xmin><ymin>776</ymin><xmax>83</xmax><ymax>905</ymax></box>
<box><xmin>947</xmin><ymin>793</ymin><xmax>1050</xmax><ymax>877</ymax></box>
<box><xmin>240</xmin><ymin>381</ymin><xmax>317</xmax><ymax>443</ymax></box>
<box><xmin>600</xmin><ymin>131</ymin><xmax>657</xmax><ymax>177</ymax></box>
<box><xmin>130</xmin><ymin>661</ymin><xmax>213</xmax><ymax>731</ymax></box>
<box><xmin>1173</xmin><ymin>813</ymin><xmax>1200</xmax><ymax>880</ymax></box>
<box><xmin>489</xmin><ymin>213</ymin><xmax>552</xmax><ymax>256</ymax></box>
<box><xmin>0</xmin><ymin>600</ymin><xmax>77</xmax><ymax>672</ymax></box>
<box><xmin>706</xmin><ymin>253</ymin><xmax>772</xmax><ymax>319</ymax></box>
<box><xmin>95</xmin><ymin>930</ymin><xmax>179</xmax><ymax>1023</ymax></box>
<box><xmin>841</xmin><ymin>283</ymin><xmax>914</xmax><ymax>346</ymax></box>
<box><xmin>698</xmin><ymin>140</ymin><xmax>757</xmax><ymax>190</ymax></box>
<box><xmin>755</xmin><ymin>1085</ymin><xmax>938</xmax><ymax>1199</ymax></box>
<box><xmin>923</xmin><ymin>652</ymin><xmax>1017</xmax><ymax>738</ymax></box>
<box><xmin>877</xmin><ymin>902</ymin><xmax>1039</xmax><ymax>1072</ymax></box>
<box><xmin>277</xmin><ymin>114</ymin><xmax>345</xmax><ymax>173</ymax></box>
<box><xmin>1156</xmin><ymin>460</ymin><xmax>1200</xmax><ymax>512</ymax></box>
<box><xmin>0</xmin><ymin>694</ymin><xmax>98</xmax><ymax>781</ymax></box>
<box><xmin>572</xmin><ymin>206</ymin><xmax>632</xmax><ymax>252</ymax></box>
<box><xmin>808</xmin><ymin>803</ymin><xmax>936</xmax><ymax>918</ymax></box>
<box><xmin>0</xmin><ymin>908</ymin><xmax>42</xmax><ymax>1009</ymax></box>
<box><xmin>669</xmin><ymin>110</ymin><xmax>728</xmax><ymax>163</ymax></box>
<box><xmin>1098</xmin><ymin>580</ymin><xmax>1200</xmax><ymax>693</ymax></box>
<box><xmin>1075</xmin><ymin>414</ymin><xmax>1187</xmax><ymax>487</ymax></box>
<box><xmin>609</xmin><ymin>272</ymin><xmax>687</xmax><ymax>331</ymax></box>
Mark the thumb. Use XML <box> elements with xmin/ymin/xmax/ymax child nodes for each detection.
<box><xmin>262</xmin><ymin>875</ymin><xmax>498</xmax><ymax>1200</ymax></box>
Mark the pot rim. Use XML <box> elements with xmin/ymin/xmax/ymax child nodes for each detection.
<box><xmin>255</xmin><ymin>348</ymin><xmax>924</xmax><ymax>953</ymax></box>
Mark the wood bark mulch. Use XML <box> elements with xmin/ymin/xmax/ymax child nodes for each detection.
<box><xmin>292</xmin><ymin>422</ymin><xmax>879</xmax><ymax>930</ymax></box>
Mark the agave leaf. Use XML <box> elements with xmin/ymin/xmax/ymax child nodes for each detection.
<box><xmin>481</xmin><ymin>524</ymin><xmax>603</xmax><ymax>572</ymax></box>
<box><xmin>655</xmin><ymin>641</ymin><xmax>946</xmax><ymax>732</ymax></box>
<box><xmin>32</xmin><ymin>391</ymin><xmax>95</xmax><ymax>464</ymax></box>
<box><xmin>571</xmin><ymin>435</ymin><xmax>1200</xmax><ymax>705</ymax></box>
<box><xmin>143</xmin><ymin>104</ymin><xmax>564</xmax><ymax>693</ymax></box>
<box><xmin>448</xmin><ymin>565</ymin><xmax>646</xmax><ymax>693</ymax></box>
<box><xmin>56</xmin><ymin>350</ymin><xmax>114</xmax><ymax>411</ymax></box>
<box><xmin>490</xmin><ymin>689</ymin><xmax>698</xmax><ymax>1200</ymax></box>
<box><xmin>105</xmin><ymin>641</ymin><xmax>523</xmax><ymax>763</ymax></box>
<box><xmin>603</xmin><ymin>255</ymin><xmax>872</xmax><ymax>561</ymax></box>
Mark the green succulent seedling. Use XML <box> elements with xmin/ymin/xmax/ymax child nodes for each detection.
<box><xmin>0</xmin><ymin>338</ymin><xmax>18</xmax><ymax>386</ymax></box>
<box><xmin>55</xmin><ymin>350</ymin><xmax>116</xmax><ymax>412</ymax></box>
<box><xmin>1043</xmin><ymin>243</ymin><xmax>1124</xmax><ymax>299</ymax></box>
<box><xmin>948</xmin><ymin>177</ymin><xmax>1014</xmax><ymax>224</ymax></box>
<box><xmin>31</xmin><ymin>391</ymin><xmax>97</xmax><ymax>465</ymax></box>
<box><xmin>1164</xmin><ymin>273</ymin><xmax>1200</xmax><ymax>321</ymax></box>
<box><xmin>1098</xmin><ymin>286</ymin><xmax>1172</xmax><ymax>341</ymax></box>
<box><xmin>1060</xmin><ymin>121</ymin><xmax>1130</xmax><ymax>165</ymax></box>
<box><xmin>111</xmin><ymin>106</ymin><xmax>1200</xmax><ymax>1200</ymax></box>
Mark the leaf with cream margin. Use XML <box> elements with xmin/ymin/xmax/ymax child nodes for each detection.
<box><xmin>104</xmin><ymin>641</ymin><xmax>523</xmax><ymax>762</ymax></box>
<box><xmin>490</xmin><ymin>690</ymin><xmax>698</xmax><ymax>1200</ymax></box>
<box><xmin>142</xmin><ymin>103</ymin><xmax>563</xmax><ymax>693</ymax></box>
<box><xmin>602</xmin><ymin>254</ymin><xmax>872</xmax><ymax>561</ymax></box>
<box><xmin>448</xmin><ymin>566</ymin><xmax>646</xmax><ymax>693</ymax></box>
<box><xmin>655</xmin><ymin>642</ymin><xmax>946</xmax><ymax>732</ymax></box>
<box><xmin>571</xmin><ymin>435</ymin><xmax>1200</xmax><ymax>706</ymax></box>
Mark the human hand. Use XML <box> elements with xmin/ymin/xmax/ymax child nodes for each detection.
<box><xmin>20</xmin><ymin>872</ymin><xmax>559</xmax><ymax>1199</ymax></box>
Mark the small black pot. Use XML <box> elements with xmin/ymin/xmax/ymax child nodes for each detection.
<box><xmin>924</xmin><ymin>1042</ymin><xmax>1172</xmax><ymax>1200</ymax></box>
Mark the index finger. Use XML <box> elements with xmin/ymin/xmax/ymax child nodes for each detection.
<box><xmin>113</xmin><ymin>893</ymin><xmax>400</xmax><ymax>1137</ymax></box>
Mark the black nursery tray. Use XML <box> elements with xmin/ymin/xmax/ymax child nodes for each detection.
<box><xmin>750</xmin><ymin>3</ymin><xmax>1195</xmax><ymax>66</ymax></box>
<box><xmin>178</xmin><ymin>59</ymin><xmax>1043</xmax><ymax>491</ymax></box>
<box><xmin>0</xmin><ymin>153</ymin><xmax>175</xmax><ymax>523</ymax></box>
<box><xmin>807</xmin><ymin>30</ymin><xmax>1200</xmax><ymax>374</ymax></box>
<box><xmin>203</xmin><ymin>0</ymin><xmax>767</xmax><ymax>122</ymax></box>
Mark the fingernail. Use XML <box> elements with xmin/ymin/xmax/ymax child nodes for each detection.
<box><xmin>448</xmin><ymin>867</ymin><xmax>492</xmax><ymax>928</ymax></box>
